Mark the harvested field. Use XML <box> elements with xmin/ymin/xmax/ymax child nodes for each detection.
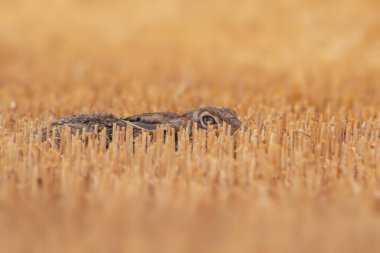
<box><xmin>1</xmin><ymin>0</ymin><xmax>380</xmax><ymax>252</ymax></box>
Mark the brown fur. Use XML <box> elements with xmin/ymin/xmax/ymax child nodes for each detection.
<box><xmin>38</xmin><ymin>107</ymin><xmax>241</xmax><ymax>146</ymax></box>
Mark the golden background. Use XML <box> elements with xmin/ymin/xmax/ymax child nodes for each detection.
<box><xmin>0</xmin><ymin>0</ymin><xmax>380</xmax><ymax>252</ymax></box>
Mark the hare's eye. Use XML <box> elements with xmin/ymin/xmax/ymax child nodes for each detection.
<box><xmin>202</xmin><ymin>115</ymin><xmax>216</xmax><ymax>125</ymax></box>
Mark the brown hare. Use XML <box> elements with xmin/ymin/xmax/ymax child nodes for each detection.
<box><xmin>38</xmin><ymin>107</ymin><xmax>241</xmax><ymax>146</ymax></box>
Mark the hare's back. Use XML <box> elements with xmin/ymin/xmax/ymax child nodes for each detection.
<box><xmin>51</xmin><ymin>114</ymin><xmax>126</xmax><ymax>130</ymax></box>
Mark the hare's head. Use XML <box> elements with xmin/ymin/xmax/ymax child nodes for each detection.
<box><xmin>180</xmin><ymin>107</ymin><xmax>241</xmax><ymax>134</ymax></box>
<box><xmin>125</xmin><ymin>107</ymin><xmax>241</xmax><ymax>135</ymax></box>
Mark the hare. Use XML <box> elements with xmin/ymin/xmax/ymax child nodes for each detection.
<box><xmin>38</xmin><ymin>107</ymin><xmax>241</xmax><ymax>146</ymax></box>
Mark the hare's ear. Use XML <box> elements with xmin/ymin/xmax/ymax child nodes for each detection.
<box><xmin>124</xmin><ymin>112</ymin><xmax>178</xmax><ymax>131</ymax></box>
<box><xmin>126</xmin><ymin>121</ymin><xmax>158</xmax><ymax>131</ymax></box>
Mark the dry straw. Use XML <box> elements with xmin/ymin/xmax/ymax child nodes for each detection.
<box><xmin>1</xmin><ymin>0</ymin><xmax>380</xmax><ymax>252</ymax></box>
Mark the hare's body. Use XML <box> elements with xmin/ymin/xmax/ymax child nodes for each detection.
<box><xmin>39</xmin><ymin>114</ymin><xmax>129</xmax><ymax>146</ymax></box>
<box><xmin>38</xmin><ymin>107</ymin><xmax>241</xmax><ymax>146</ymax></box>
<box><xmin>50</xmin><ymin>114</ymin><xmax>126</xmax><ymax>132</ymax></box>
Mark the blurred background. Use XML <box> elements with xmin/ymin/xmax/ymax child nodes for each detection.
<box><xmin>0</xmin><ymin>0</ymin><xmax>379</xmax><ymax>121</ymax></box>
<box><xmin>1</xmin><ymin>1</ymin><xmax>380</xmax><ymax>253</ymax></box>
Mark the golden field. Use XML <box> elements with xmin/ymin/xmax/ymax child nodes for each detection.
<box><xmin>1</xmin><ymin>0</ymin><xmax>380</xmax><ymax>252</ymax></box>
